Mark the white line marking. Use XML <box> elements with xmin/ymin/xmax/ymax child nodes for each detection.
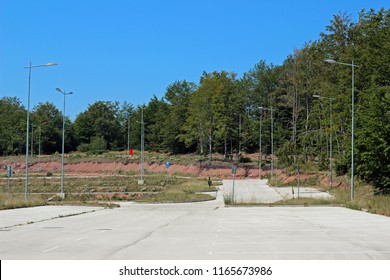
<box><xmin>42</xmin><ymin>246</ymin><xmax>59</xmax><ymax>253</ymax></box>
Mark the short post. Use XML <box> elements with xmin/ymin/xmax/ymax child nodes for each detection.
<box><xmin>232</xmin><ymin>165</ymin><xmax>237</xmax><ymax>202</ymax></box>
<box><xmin>7</xmin><ymin>165</ymin><xmax>12</xmax><ymax>193</ymax></box>
<box><xmin>207</xmin><ymin>176</ymin><xmax>212</xmax><ymax>188</ymax></box>
<box><xmin>297</xmin><ymin>159</ymin><xmax>300</xmax><ymax>199</ymax></box>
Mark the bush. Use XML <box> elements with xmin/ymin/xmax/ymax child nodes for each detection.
<box><xmin>77</xmin><ymin>143</ymin><xmax>90</xmax><ymax>152</ymax></box>
<box><xmin>77</xmin><ymin>137</ymin><xmax>108</xmax><ymax>154</ymax></box>
<box><xmin>335</xmin><ymin>157</ymin><xmax>349</xmax><ymax>176</ymax></box>
<box><xmin>239</xmin><ymin>156</ymin><xmax>252</xmax><ymax>163</ymax></box>
<box><xmin>89</xmin><ymin>136</ymin><xmax>107</xmax><ymax>153</ymax></box>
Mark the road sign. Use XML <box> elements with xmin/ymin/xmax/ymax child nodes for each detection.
<box><xmin>166</xmin><ymin>161</ymin><xmax>171</xmax><ymax>168</ymax></box>
<box><xmin>7</xmin><ymin>165</ymin><xmax>12</xmax><ymax>193</ymax></box>
<box><xmin>7</xmin><ymin>165</ymin><xmax>12</xmax><ymax>177</ymax></box>
<box><xmin>232</xmin><ymin>165</ymin><xmax>237</xmax><ymax>174</ymax></box>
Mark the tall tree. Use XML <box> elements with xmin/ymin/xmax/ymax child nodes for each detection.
<box><xmin>30</xmin><ymin>102</ymin><xmax>63</xmax><ymax>154</ymax></box>
<box><xmin>0</xmin><ymin>97</ymin><xmax>26</xmax><ymax>155</ymax></box>
<box><xmin>162</xmin><ymin>80</ymin><xmax>196</xmax><ymax>153</ymax></box>
<box><xmin>74</xmin><ymin>101</ymin><xmax>121</xmax><ymax>150</ymax></box>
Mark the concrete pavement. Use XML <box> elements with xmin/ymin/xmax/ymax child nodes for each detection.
<box><xmin>1</xmin><ymin>180</ymin><xmax>390</xmax><ymax>260</ymax></box>
<box><xmin>0</xmin><ymin>205</ymin><xmax>103</xmax><ymax>229</ymax></box>
<box><xmin>223</xmin><ymin>179</ymin><xmax>334</xmax><ymax>203</ymax></box>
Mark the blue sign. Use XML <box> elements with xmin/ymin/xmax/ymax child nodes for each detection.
<box><xmin>166</xmin><ymin>161</ymin><xmax>171</xmax><ymax>168</ymax></box>
<box><xmin>7</xmin><ymin>165</ymin><xmax>12</xmax><ymax>177</ymax></box>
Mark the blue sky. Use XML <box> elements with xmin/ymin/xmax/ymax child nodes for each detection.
<box><xmin>1</xmin><ymin>0</ymin><xmax>389</xmax><ymax>120</ymax></box>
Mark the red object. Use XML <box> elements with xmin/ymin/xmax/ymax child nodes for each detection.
<box><xmin>129</xmin><ymin>148</ymin><xmax>133</xmax><ymax>156</ymax></box>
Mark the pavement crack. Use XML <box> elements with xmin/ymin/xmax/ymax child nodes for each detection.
<box><xmin>106</xmin><ymin>213</ymin><xmax>188</xmax><ymax>258</ymax></box>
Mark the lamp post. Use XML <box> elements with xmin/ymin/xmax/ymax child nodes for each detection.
<box><xmin>127</xmin><ymin>114</ymin><xmax>131</xmax><ymax>153</ymax></box>
<box><xmin>38</xmin><ymin>125</ymin><xmax>41</xmax><ymax>175</ymax></box>
<box><xmin>325</xmin><ymin>59</ymin><xmax>358</xmax><ymax>199</ymax></box>
<box><xmin>259</xmin><ymin>106</ymin><xmax>274</xmax><ymax>176</ymax></box>
<box><xmin>137</xmin><ymin>106</ymin><xmax>145</xmax><ymax>184</ymax></box>
<box><xmin>258</xmin><ymin>107</ymin><xmax>263</xmax><ymax>178</ymax></box>
<box><xmin>141</xmin><ymin>107</ymin><xmax>144</xmax><ymax>183</ymax></box>
<box><xmin>56</xmin><ymin>88</ymin><xmax>74</xmax><ymax>194</ymax></box>
<box><xmin>24</xmin><ymin>62</ymin><xmax>58</xmax><ymax>200</ymax></box>
<box><xmin>313</xmin><ymin>94</ymin><xmax>335</xmax><ymax>191</ymax></box>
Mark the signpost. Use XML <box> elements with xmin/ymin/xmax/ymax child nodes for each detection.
<box><xmin>232</xmin><ymin>165</ymin><xmax>237</xmax><ymax>202</ymax></box>
<box><xmin>7</xmin><ymin>165</ymin><xmax>12</xmax><ymax>193</ymax></box>
<box><xmin>165</xmin><ymin>161</ymin><xmax>171</xmax><ymax>176</ymax></box>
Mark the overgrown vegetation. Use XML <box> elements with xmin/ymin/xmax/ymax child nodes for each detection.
<box><xmin>0</xmin><ymin>174</ymin><xmax>220</xmax><ymax>207</ymax></box>
<box><xmin>0</xmin><ymin>194</ymin><xmax>47</xmax><ymax>210</ymax></box>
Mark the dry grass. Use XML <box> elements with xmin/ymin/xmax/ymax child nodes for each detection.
<box><xmin>0</xmin><ymin>194</ymin><xmax>47</xmax><ymax>210</ymax></box>
<box><xmin>0</xmin><ymin>174</ymin><xmax>219</xmax><ymax>205</ymax></box>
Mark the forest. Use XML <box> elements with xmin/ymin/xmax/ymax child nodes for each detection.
<box><xmin>1</xmin><ymin>9</ymin><xmax>389</xmax><ymax>192</ymax></box>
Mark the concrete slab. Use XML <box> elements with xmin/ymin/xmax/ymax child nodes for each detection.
<box><xmin>0</xmin><ymin>180</ymin><xmax>389</xmax><ymax>260</ymax></box>
<box><xmin>222</xmin><ymin>179</ymin><xmax>333</xmax><ymax>203</ymax></box>
<box><xmin>0</xmin><ymin>205</ymin><xmax>103</xmax><ymax>229</ymax></box>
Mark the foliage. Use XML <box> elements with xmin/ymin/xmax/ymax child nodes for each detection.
<box><xmin>0</xmin><ymin>97</ymin><xmax>26</xmax><ymax>155</ymax></box>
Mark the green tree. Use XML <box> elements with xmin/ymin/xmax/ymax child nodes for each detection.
<box><xmin>144</xmin><ymin>96</ymin><xmax>170</xmax><ymax>151</ymax></box>
<box><xmin>0</xmin><ymin>97</ymin><xmax>26</xmax><ymax>155</ymax></box>
<box><xmin>181</xmin><ymin>71</ymin><xmax>238</xmax><ymax>160</ymax></box>
<box><xmin>74</xmin><ymin>101</ymin><xmax>121</xmax><ymax>150</ymax></box>
<box><xmin>162</xmin><ymin>80</ymin><xmax>196</xmax><ymax>153</ymax></box>
<box><xmin>30</xmin><ymin>102</ymin><xmax>63</xmax><ymax>154</ymax></box>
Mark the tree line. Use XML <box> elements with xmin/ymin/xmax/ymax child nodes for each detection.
<box><xmin>1</xmin><ymin>9</ymin><xmax>389</xmax><ymax>192</ymax></box>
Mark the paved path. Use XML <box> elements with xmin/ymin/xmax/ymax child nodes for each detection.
<box><xmin>0</xmin><ymin>180</ymin><xmax>389</xmax><ymax>260</ymax></box>
<box><xmin>223</xmin><ymin>179</ymin><xmax>333</xmax><ymax>203</ymax></box>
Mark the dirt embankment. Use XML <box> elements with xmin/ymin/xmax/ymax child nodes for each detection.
<box><xmin>1</xmin><ymin>160</ymin><xmax>348</xmax><ymax>189</ymax></box>
<box><xmin>1</xmin><ymin>160</ymin><xmax>267</xmax><ymax>178</ymax></box>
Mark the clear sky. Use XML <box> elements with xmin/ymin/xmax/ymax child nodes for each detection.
<box><xmin>1</xmin><ymin>0</ymin><xmax>389</xmax><ymax>120</ymax></box>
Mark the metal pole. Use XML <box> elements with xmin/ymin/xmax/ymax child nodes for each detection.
<box><xmin>38</xmin><ymin>126</ymin><xmax>41</xmax><ymax>175</ymax></box>
<box><xmin>56</xmin><ymin>88</ymin><xmax>72</xmax><ymax>194</ymax></box>
<box><xmin>8</xmin><ymin>166</ymin><xmax>11</xmax><ymax>194</ymax></box>
<box><xmin>61</xmin><ymin>93</ymin><xmax>66</xmax><ymax>194</ymax></box>
<box><xmin>25</xmin><ymin>62</ymin><xmax>32</xmax><ymax>201</ymax></box>
<box><xmin>238</xmin><ymin>114</ymin><xmax>241</xmax><ymax>155</ymax></box>
<box><xmin>127</xmin><ymin>115</ymin><xmax>130</xmax><ymax>152</ymax></box>
<box><xmin>259</xmin><ymin>110</ymin><xmax>262</xmax><ymax>178</ymax></box>
<box><xmin>31</xmin><ymin>124</ymin><xmax>34</xmax><ymax>157</ymax></box>
<box><xmin>232</xmin><ymin>172</ymin><xmax>235</xmax><ymax>202</ymax></box>
<box><xmin>141</xmin><ymin>106</ymin><xmax>144</xmax><ymax>182</ymax></box>
<box><xmin>24</xmin><ymin>62</ymin><xmax>58</xmax><ymax>200</ymax></box>
<box><xmin>351</xmin><ymin>61</ymin><xmax>355</xmax><ymax>199</ymax></box>
<box><xmin>329</xmin><ymin>98</ymin><xmax>333</xmax><ymax>191</ymax></box>
<box><xmin>325</xmin><ymin>59</ymin><xmax>358</xmax><ymax>199</ymax></box>
<box><xmin>271</xmin><ymin>107</ymin><xmax>274</xmax><ymax>176</ymax></box>
<box><xmin>297</xmin><ymin>157</ymin><xmax>300</xmax><ymax>198</ymax></box>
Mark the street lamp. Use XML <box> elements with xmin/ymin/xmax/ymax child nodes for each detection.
<box><xmin>313</xmin><ymin>94</ymin><xmax>335</xmax><ymax>191</ymax></box>
<box><xmin>127</xmin><ymin>114</ymin><xmax>131</xmax><ymax>153</ymax></box>
<box><xmin>325</xmin><ymin>59</ymin><xmax>359</xmax><ymax>199</ymax></box>
<box><xmin>24</xmin><ymin>62</ymin><xmax>58</xmax><ymax>200</ymax></box>
<box><xmin>141</xmin><ymin>107</ymin><xmax>144</xmax><ymax>184</ymax></box>
<box><xmin>258</xmin><ymin>107</ymin><xmax>263</xmax><ymax>178</ymax></box>
<box><xmin>259</xmin><ymin>106</ymin><xmax>274</xmax><ymax>176</ymax></box>
<box><xmin>136</xmin><ymin>106</ymin><xmax>145</xmax><ymax>185</ymax></box>
<box><xmin>56</xmin><ymin>88</ymin><xmax>74</xmax><ymax>195</ymax></box>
